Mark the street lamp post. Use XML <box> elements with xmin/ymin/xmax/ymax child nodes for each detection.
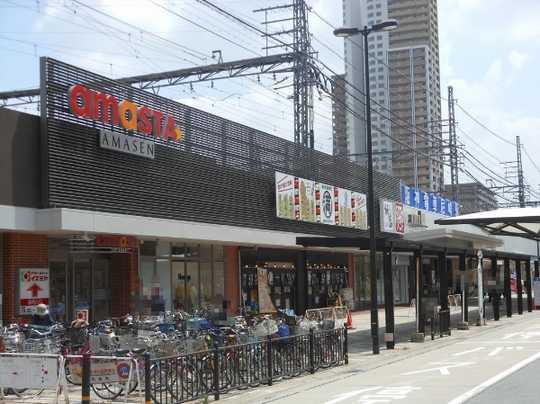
<box><xmin>334</xmin><ymin>19</ymin><xmax>398</xmax><ymax>355</ymax></box>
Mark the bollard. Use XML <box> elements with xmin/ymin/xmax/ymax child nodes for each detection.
<box><xmin>81</xmin><ymin>353</ymin><xmax>91</xmax><ymax>404</ymax></box>
<box><xmin>309</xmin><ymin>328</ymin><xmax>315</xmax><ymax>374</ymax></box>
<box><xmin>267</xmin><ymin>335</ymin><xmax>273</xmax><ymax>386</ymax></box>
<box><xmin>144</xmin><ymin>352</ymin><xmax>152</xmax><ymax>404</ymax></box>
<box><xmin>343</xmin><ymin>327</ymin><xmax>349</xmax><ymax>365</ymax></box>
<box><xmin>212</xmin><ymin>342</ymin><xmax>220</xmax><ymax>401</ymax></box>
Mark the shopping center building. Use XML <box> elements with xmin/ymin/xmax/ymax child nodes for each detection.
<box><xmin>0</xmin><ymin>58</ymin><xmax>537</xmax><ymax>325</ymax></box>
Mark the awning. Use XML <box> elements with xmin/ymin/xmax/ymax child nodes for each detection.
<box><xmin>404</xmin><ymin>227</ymin><xmax>502</xmax><ymax>250</ymax></box>
<box><xmin>435</xmin><ymin>207</ymin><xmax>540</xmax><ymax>241</ymax></box>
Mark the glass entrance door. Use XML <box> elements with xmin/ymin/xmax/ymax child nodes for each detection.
<box><xmin>71</xmin><ymin>258</ymin><xmax>111</xmax><ymax>322</ymax></box>
<box><xmin>172</xmin><ymin>261</ymin><xmax>200</xmax><ymax>312</ymax></box>
<box><xmin>93</xmin><ymin>258</ymin><xmax>110</xmax><ymax>321</ymax></box>
<box><xmin>72</xmin><ymin>259</ymin><xmax>92</xmax><ymax>321</ymax></box>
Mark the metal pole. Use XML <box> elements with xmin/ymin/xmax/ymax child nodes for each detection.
<box><xmin>477</xmin><ymin>250</ymin><xmax>484</xmax><ymax>325</ymax></box>
<box><xmin>383</xmin><ymin>247</ymin><xmax>395</xmax><ymax>349</ymax></box>
<box><xmin>82</xmin><ymin>353</ymin><xmax>91</xmax><ymax>404</ymax></box>
<box><xmin>363</xmin><ymin>28</ymin><xmax>379</xmax><ymax>355</ymax></box>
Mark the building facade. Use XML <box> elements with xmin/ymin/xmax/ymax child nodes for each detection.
<box><xmin>444</xmin><ymin>182</ymin><xmax>498</xmax><ymax>214</ymax></box>
<box><xmin>388</xmin><ymin>0</ymin><xmax>443</xmax><ymax>192</ymax></box>
<box><xmin>341</xmin><ymin>0</ymin><xmax>443</xmax><ymax>190</ymax></box>
<box><xmin>342</xmin><ymin>0</ymin><xmax>392</xmax><ymax>174</ymax></box>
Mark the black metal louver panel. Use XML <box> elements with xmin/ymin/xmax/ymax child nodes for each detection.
<box><xmin>43</xmin><ymin>58</ymin><xmax>400</xmax><ymax>237</ymax></box>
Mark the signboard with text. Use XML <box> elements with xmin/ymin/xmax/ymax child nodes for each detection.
<box><xmin>18</xmin><ymin>268</ymin><xmax>50</xmax><ymax>315</ymax></box>
<box><xmin>400</xmin><ymin>183</ymin><xmax>459</xmax><ymax>217</ymax></box>
<box><xmin>275</xmin><ymin>172</ymin><xmax>368</xmax><ymax>230</ymax></box>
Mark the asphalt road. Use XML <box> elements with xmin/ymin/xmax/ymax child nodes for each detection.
<box><xmin>223</xmin><ymin>311</ymin><xmax>540</xmax><ymax>404</ymax></box>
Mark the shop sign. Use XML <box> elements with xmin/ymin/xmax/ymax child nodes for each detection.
<box><xmin>100</xmin><ymin>129</ymin><xmax>155</xmax><ymax>159</ymax></box>
<box><xmin>275</xmin><ymin>172</ymin><xmax>295</xmax><ymax>220</ymax></box>
<box><xmin>318</xmin><ymin>183</ymin><xmax>335</xmax><ymax>226</ymax></box>
<box><xmin>68</xmin><ymin>84</ymin><xmax>184</xmax><ymax>141</ymax></box>
<box><xmin>298</xmin><ymin>177</ymin><xmax>316</xmax><ymax>222</ymax></box>
<box><xmin>352</xmin><ymin>192</ymin><xmax>368</xmax><ymax>230</ymax></box>
<box><xmin>18</xmin><ymin>268</ymin><xmax>50</xmax><ymax>315</ymax></box>
<box><xmin>335</xmin><ymin>188</ymin><xmax>352</xmax><ymax>227</ymax></box>
<box><xmin>400</xmin><ymin>183</ymin><xmax>459</xmax><ymax>217</ymax></box>
<box><xmin>68</xmin><ymin>358</ymin><xmax>132</xmax><ymax>384</ymax></box>
<box><xmin>275</xmin><ymin>172</ymin><xmax>368</xmax><ymax>230</ymax></box>
<box><xmin>380</xmin><ymin>199</ymin><xmax>405</xmax><ymax>235</ymax></box>
<box><xmin>95</xmin><ymin>235</ymin><xmax>138</xmax><ymax>249</ymax></box>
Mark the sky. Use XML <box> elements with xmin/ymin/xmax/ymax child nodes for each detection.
<box><xmin>1</xmin><ymin>0</ymin><xmax>539</xmax><ymax>204</ymax></box>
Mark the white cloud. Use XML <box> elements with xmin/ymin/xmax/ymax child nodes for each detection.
<box><xmin>508</xmin><ymin>50</ymin><xmax>529</xmax><ymax>70</ymax></box>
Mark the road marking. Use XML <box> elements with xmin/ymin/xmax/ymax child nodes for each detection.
<box><xmin>502</xmin><ymin>331</ymin><xmax>540</xmax><ymax>340</ymax></box>
<box><xmin>401</xmin><ymin>362</ymin><xmax>474</xmax><ymax>376</ymax></box>
<box><xmin>453</xmin><ymin>348</ymin><xmax>485</xmax><ymax>356</ymax></box>
<box><xmin>323</xmin><ymin>387</ymin><xmax>381</xmax><ymax>404</ymax></box>
<box><xmin>488</xmin><ymin>347</ymin><xmax>504</xmax><ymax>356</ymax></box>
<box><xmin>458</xmin><ymin>340</ymin><xmax>540</xmax><ymax>344</ymax></box>
<box><xmin>324</xmin><ymin>386</ymin><xmax>421</xmax><ymax>404</ymax></box>
<box><xmin>447</xmin><ymin>351</ymin><xmax>540</xmax><ymax>404</ymax></box>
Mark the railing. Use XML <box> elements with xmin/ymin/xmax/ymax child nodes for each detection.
<box><xmin>145</xmin><ymin>328</ymin><xmax>348</xmax><ymax>403</ymax></box>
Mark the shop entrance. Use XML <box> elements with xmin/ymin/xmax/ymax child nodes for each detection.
<box><xmin>172</xmin><ymin>261</ymin><xmax>200</xmax><ymax>312</ymax></box>
<box><xmin>71</xmin><ymin>257</ymin><xmax>111</xmax><ymax>322</ymax></box>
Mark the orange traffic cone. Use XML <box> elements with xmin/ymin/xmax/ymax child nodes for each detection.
<box><xmin>346</xmin><ymin>310</ymin><xmax>353</xmax><ymax>329</ymax></box>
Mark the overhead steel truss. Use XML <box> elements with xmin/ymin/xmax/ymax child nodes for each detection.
<box><xmin>0</xmin><ymin>53</ymin><xmax>296</xmax><ymax>104</ymax></box>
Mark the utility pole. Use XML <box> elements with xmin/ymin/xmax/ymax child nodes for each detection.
<box><xmin>255</xmin><ymin>0</ymin><xmax>314</xmax><ymax>148</ymax></box>
<box><xmin>448</xmin><ymin>86</ymin><xmax>459</xmax><ymax>201</ymax></box>
<box><xmin>516</xmin><ymin>135</ymin><xmax>525</xmax><ymax>207</ymax></box>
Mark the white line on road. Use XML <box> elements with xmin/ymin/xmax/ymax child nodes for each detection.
<box><xmin>488</xmin><ymin>347</ymin><xmax>504</xmax><ymax>356</ymax></box>
<box><xmin>453</xmin><ymin>348</ymin><xmax>485</xmax><ymax>356</ymax></box>
<box><xmin>447</xmin><ymin>351</ymin><xmax>540</xmax><ymax>404</ymax></box>
<box><xmin>322</xmin><ymin>387</ymin><xmax>381</xmax><ymax>404</ymax></box>
<box><xmin>401</xmin><ymin>362</ymin><xmax>474</xmax><ymax>376</ymax></box>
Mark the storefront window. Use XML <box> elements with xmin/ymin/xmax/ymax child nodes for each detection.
<box><xmin>140</xmin><ymin>242</ymin><xmax>225</xmax><ymax>315</ymax></box>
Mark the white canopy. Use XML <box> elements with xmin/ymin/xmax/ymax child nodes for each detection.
<box><xmin>435</xmin><ymin>207</ymin><xmax>540</xmax><ymax>241</ymax></box>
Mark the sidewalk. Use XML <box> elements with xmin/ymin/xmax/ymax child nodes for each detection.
<box><xmin>4</xmin><ymin>302</ymin><xmax>528</xmax><ymax>403</ymax></box>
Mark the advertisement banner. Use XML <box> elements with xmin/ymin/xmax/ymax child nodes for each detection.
<box><xmin>19</xmin><ymin>268</ymin><xmax>50</xmax><ymax>315</ymax></box>
<box><xmin>257</xmin><ymin>268</ymin><xmax>277</xmax><ymax>313</ymax></box>
<box><xmin>275</xmin><ymin>172</ymin><xmax>295</xmax><ymax>220</ymax></box>
<box><xmin>395</xmin><ymin>202</ymin><xmax>405</xmax><ymax>234</ymax></box>
<box><xmin>68</xmin><ymin>358</ymin><xmax>133</xmax><ymax>384</ymax></box>
<box><xmin>335</xmin><ymin>188</ymin><xmax>353</xmax><ymax>227</ymax></box>
<box><xmin>0</xmin><ymin>355</ymin><xmax>58</xmax><ymax>389</ymax></box>
<box><xmin>381</xmin><ymin>200</ymin><xmax>396</xmax><ymax>233</ymax></box>
<box><xmin>380</xmin><ymin>199</ymin><xmax>405</xmax><ymax>234</ymax></box>
<box><xmin>352</xmin><ymin>192</ymin><xmax>368</xmax><ymax>230</ymax></box>
<box><xmin>298</xmin><ymin>177</ymin><xmax>316</xmax><ymax>222</ymax></box>
<box><xmin>318</xmin><ymin>183</ymin><xmax>335</xmax><ymax>225</ymax></box>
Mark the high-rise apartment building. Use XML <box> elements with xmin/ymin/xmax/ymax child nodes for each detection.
<box><xmin>388</xmin><ymin>0</ymin><xmax>443</xmax><ymax>192</ymax></box>
<box><xmin>341</xmin><ymin>0</ymin><xmax>392</xmax><ymax>174</ymax></box>
<box><xmin>443</xmin><ymin>183</ymin><xmax>498</xmax><ymax>214</ymax></box>
<box><xmin>340</xmin><ymin>0</ymin><xmax>443</xmax><ymax>190</ymax></box>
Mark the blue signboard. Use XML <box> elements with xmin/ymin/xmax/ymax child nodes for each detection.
<box><xmin>400</xmin><ymin>183</ymin><xmax>459</xmax><ymax>217</ymax></box>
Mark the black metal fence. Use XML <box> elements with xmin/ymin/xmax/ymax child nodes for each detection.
<box><xmin>145</xmin><ymin>328</ymin><xmax>348</xmax><ymax>403</ymax></box>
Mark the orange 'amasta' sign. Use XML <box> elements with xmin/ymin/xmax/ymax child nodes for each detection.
<box><xmin>68</xmin><ymin>84</ymin><xmax>184</xmax><ymax>141</ymax></box>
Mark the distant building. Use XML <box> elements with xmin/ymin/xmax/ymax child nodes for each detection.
<box><xmin>341</xmin><ymin>0</ymin><xmax>442</xmax><ymax>187</ymax></box>
<box><xmin>332</xmin><ymin>74</ymin><xmax>349</xmax><ymax>158</ymax></box>
<box><xmin>444</xmin><ymin>182</ymin><xmax>498</xmax><ymax>214</ymax></box>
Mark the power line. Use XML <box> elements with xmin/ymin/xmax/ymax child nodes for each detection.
<box><xmin>455</xmin><ymin>103</ymin><xmax>516</xmax><ymax>146</ymax></box>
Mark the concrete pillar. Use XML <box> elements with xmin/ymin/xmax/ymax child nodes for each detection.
<box><xmin>224</xmin><ymin>246</ymin><xmax>240</xmax><ymax>315</ymax></box>
<box><xmin>516</xmin><ymin>259</ymin><xmax>523</xmax><ymax>315</ymax></box>
<box><xmin>383</xmin><ymin>247</ymin><xmax>395</xmax><ymax>349</ymax></box>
